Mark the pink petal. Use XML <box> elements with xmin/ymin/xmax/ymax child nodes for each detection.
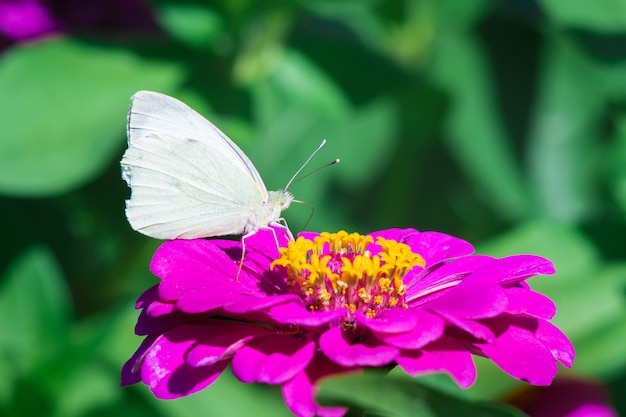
<box><xmin>185</xmin><ymin>321</ymin><xmax>271</xmax><ymax>367</ymax></box>
<box><xmin>282</xmin><ymin>353</ymin><xmax>353</xmax><ymax>417</ymax></box>
<box><xmin>433</xmin><ymin>312</ymin><xmax>496</xmax><ymax>341</ymax></box>
<box><xmin>405</xmin><ymin>255</ymin><xmax>493</xmax><ymax>304</ymax></box>
<box><xmin>175</xmin><ymin>286</ymin><xmax>247</xmax><ymax>313</ymax></box>
<box><xmin>475</xmin><ymin>320</ymin><xmax>559</xmax><ymax>385</ymax></box>
<box><xmin>355</xmin><ymin>309</ymin><xmax>419</xmax><ymax>334</ymax></box>
<box><xmin>404</xmin><ymin>231</ymin><xmax>475</xmax><ymax>266</ymax></box>
<box><xmin>152</xmin><ymin>240</ymin><xmax>240</xmax><ymax>300</ymax></box>
<box><xmin>426</xmin><ymin>279</ymin><xmax>508</xmax><ymax>320</ymax></box>
<box><xmin>223</xmin><ymin>293</ymin><xmax>300</xmax><ymax>314</ymax></box>
<box><xmin>396</xmin><ymin>336</ymin><xmax>477</xmax><ymax>388</ymax></box>
<box><xmin>367</xmin><ymin>229</ymin><xmax>475</xmax><ymax>266</ymax></box>
<box><xmin>136</xmin><ymin>299</ymin><xmax>198</xmax><ymax>335</ymax></box>
<box><xmin>367</xmin><ymin>228</ymin><xmax>418</xmax><ymax>243</ymax></box>
<box><xmin>232</xmin><ymin>334</ymin><xmax>315</xmax><ymax>384</ymax></box>
<box><xmin>136</xmin><ymin>285</ymin><xmax>159</xmax><ymax>309</ymax></box>
<box><xmin>468</xmin><ymin>255</ymin><xmax>555</xmax><ymax>285</ymax></box>
<box><xmin>514</xmin><ymin>378</ymin><xmax>617</xmax><ymax>417</ymax></box>
<box><xmin>270</xmin><ymin>302</ymin><xmax>348</xmax><ymax>328</ymax></box>
<box><xmin>319</xmin><ymin>327</ymin><xmax>399</xmax><ymax>367</ymax></box>
<box><xmin>121</xmin><ymin>335</ymin><xmax>157</xmax><ymax>386</ymax></box>
<box><xmin>0</xmin><ymin>0</ymin><xmax>61</xmax><ymax>40</ymax></box>
<box><xmin>140</xmin><ymin>324</ymin><xmax>229</xmax><ymax>399</ymax></box>
<box><xmin>535</xmin><ymin>320</ymin><xmax>576</xmax><ymax>368</ymax></box>
<box><xmin>504</xmin><ymin>287</ymin><xmax>556</xmax><ymax>319</ymax></box>
<box><xmin>368</xmin><ymin>310</ymin><xmax>445</xmax><ymax>349</ymax></box>
<box><xmin>134</xmin><ymin>286</ymin><xmax>197</xmax><ymax>336</ymax></box>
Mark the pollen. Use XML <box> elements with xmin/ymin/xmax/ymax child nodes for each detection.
<box><xmin>271</xmin><ymin>231</ymin><xmax>425</xmax><ymax>318</ymax></box>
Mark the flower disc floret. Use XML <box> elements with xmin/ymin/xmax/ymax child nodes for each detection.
<box><xmin>271</xmin><ymin>231</ymin><xmax>425</xmax><ymax>320</ymax></box>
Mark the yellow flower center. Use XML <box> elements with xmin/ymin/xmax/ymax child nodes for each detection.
<box><xmin>271</xmin><ymin>231</ymin><xmax>425</xmax><ymax>319</ymax></box>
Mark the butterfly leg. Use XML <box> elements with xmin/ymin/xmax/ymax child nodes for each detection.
<box><xmin>236</xmin><ymin>225</ymin><xmax>294</xmax><ymax>280</ymax></box>
<box><xmin>275</xmin><ymin>218</ymin><xmax>294</xmax><ymax>241</ymax></box>
<box><xmin>236</xmin><ymin>231</ymin><xmax>254</xmax><ymax>281</ymax></box>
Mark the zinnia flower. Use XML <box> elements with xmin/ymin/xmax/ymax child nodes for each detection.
<box><xmin>122</xmin><ymin>226</ymin><xmax>575</xmax><ymax>417</ymax></box>
<box><xmin>0</xmin><ymin>0</ymin><xmax>61</xmax><ymax>42</ymax></box>
<box><xmin>506</xmin><ymin>377</ymin><xmax>618</xmax><ymax>417</ymax></box>
<box><xmin>0</xmin><ymin>0</ymin><xmax>159</xmax><ymax>52</ymax></box>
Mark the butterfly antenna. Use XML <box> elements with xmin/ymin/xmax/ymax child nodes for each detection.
<box><xmin>285</xmin><ymin>139</ymin><xmax>334</xmax><ymax>191</ymax></box>
<box><xmin>292</xmin><ymin>199</ymin><xmax>315</xmax><ymax>232</ymax></box>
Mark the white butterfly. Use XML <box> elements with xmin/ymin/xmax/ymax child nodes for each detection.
<box><xmin>121</xmin><ymin>90</ymin><xmax>295</xmax><ymax>240</ymax></box>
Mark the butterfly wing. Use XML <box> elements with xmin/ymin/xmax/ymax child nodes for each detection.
<box><xmin>121</xmin><ymin>91</ymin><xmax>269</xmax><ymax>239</ymax></box>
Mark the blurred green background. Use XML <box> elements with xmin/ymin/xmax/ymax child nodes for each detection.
<box><xmin>1</xmin><ymin>0</ymin><xmax>625</xmax><ymax>416</ymax></box>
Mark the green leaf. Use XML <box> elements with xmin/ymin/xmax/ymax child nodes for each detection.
<box><xmin>246</xmin><ymin>96</ymin><xmax>397</xmax><ymax>233</ymax></box>
<box><xmin>428</xmin><ymin>34</ymin><xmax>534</xmax><ymax>220</ymax></box>
<box><xmin>156</xmin><ymin>3</ymin><xmax>223</xmax><ymax>49</ymax></box>
<box><xmin>562</xmin><ymin>264</ymin><xmax>626</xmax><ymax>377</ymax></box>
<box><xmin>247</xmin><ymin>49</ymin><xmax>399</xmax><ymax>232</ymax></box>
<box><xmin>0</xmin><ymin>246</ymin><xmax>71</xmax><ymax>374</ymax></box>
<box><xmin>539</xmin><ymin>0</ymin><xmax>626</xmax><ymax>32</ymax></box>
<box><xmin>607</xmin><ymin>117</ymin><xmax>626</xmax><ymax>215</ymax></box>
<box><xmin>318</xmin><ymin>371</ymin><xmax>527</xmax><ymax>417</ymax></box>
<box><xmin>311</xmin><ymin>97</ymin><xmax>398</xmax><ymax>187</ymax></box>
<box><xmin>252</xmin><ymin>49</ymin><xmax>351</xmax><ymax>128</ymax></box>
<box><xmin>300</xmin><ymin>1</ymin><xmax>388</xmax><ymax>50</ymax></box>
<box><xmin>0</xmin><ymin>38</ymin><xmax>182</xmax><ymax>196</ymax></box>
<box><xmin>50</xmin><ymin>362</ymin><xmax>120</xmax><ymax>417</ymax></box>
<box><xmin>433</xmin><ymin>0</ymin><xmax>494</xmax><ymax>33</ymax></box>
<box><xmin>527</xmin><ymin>39</ymin><xmax>605</xmax><ymax>220</ymax></box>
<box><xmin>478</xmin><ymin>220</ymin><xmax>600</xmax><ymax>281</ymax></box>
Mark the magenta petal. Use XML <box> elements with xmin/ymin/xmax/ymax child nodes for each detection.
<box><xmin>367</xmin><ymin>228</ymin><xmax>418</xmax><ymax>243</ymax></box>
<box><xmin>505</xmin><ymin>287</ymin><xmax>556</xmax><ymax>319</ymax></box>
<box><xmin>232</xmin><ymin>335</ymin><xmax>315</xmax><ymax>384</ymax></box>
<box><xmin>136</xmin><ymin>285</ymin><xmax>159</xmax><ymax>309</ymax></box>
<box><xmin>270</xmin><ymin>302</ymin><xmax>348</xmax><ymax>327</ymax></box>
<box><xmin>224</xmin><ymin>294</ymin><xmax>300</xmax><ymax>314</ymax></box>
<box><xmin>0</xmin><ymin>0</ymin><xmax>61</xmax><ymax>40</ymax></box>
<box><xmin>186</xmin><ymin>322</ymin><xmax>270</xmax><ymax>367</ymax></box>
<box><xmin>136</xmin><ymin>299</ymin><xmax>195</xmax><ymax>336</ymax></box>
<box><xmin>134</xmin><ymin>286</ymin><xmax>195</xmax><ymax>336</ymax></box>
<box><xmin>141</xmin><ymin>325</ymin><xmax>229</xmax><ymax>398</ymax></box>
<box><xmin>369</xmin><ymin>229</ymin><xmax>475</xmax><ymax>264</ymax></box>
<box><xmin>121</xmin><ymin>335</ymin><xmax>157</xmax><ymax>386</ymax></box>
<box><xmin>355</xmin><ymin>309</ymin><xmax>419</xmax><ymax>334</ymax></box>
<box><xmin>476</xmin><ymin>323</ymin><xmax>559</xmax><ymax>385</ymax></box>
<box><xmin>370</xmin><ymin>310</ymin><xmax>445</xmax><ymax>349</ymax></box>
<box><xmin>319</xmin><ymin>327</ymin><xmax>399</xmax><ymax>367</ymax></box>
<box><xmin>535</xmin><ymin>320</ymin><xmax>576</xmax><ymax>368</ymax></box>
<box><xmin>404</xmin><ymin>231</ymin><xmax>475</xmax><ymax>266</ymax></box>
<box><xmin>176</xmin><ymin>288</ymin><xmax>298</xmax><ymax>316</ymax></box>
<box><xmin>469</xmin><ymin>255</ymin><xmax>555</xmax><ymax>285</ymax></box>
<box><xmin>435</xmin><ymin>312</ymin><xmax>496</xmax><ymax>341</ymax></box>
<box><xmin>427</xmin><ymin>280</ymin><xmax>508</xmax><ymax>319</ymax></box>
<box><xmin>152</xmin><ymin>240</ymin><xmax>238</xmax><ymax>300</ymax></box>
<box><xmin>513</xmin><ymin>378</ymin><xmax>618</xmax><ymax>417</ymax></box>
<box><xmin>176</xmin><ymin>287</ymin><xmax>245</xmax><ymax>313</ymax></box>
<box><xmin>405</xmin><ymin>256</ymin><xmax>493</xmax><ymax>303</ymax></box>
<box><xmin>396</xmin><ymin>336</ymin><xmax>476</xmax><ymax>388</ymax></box>
<box><xmin>144</xmin><ymin>297</ymin><xmax>175</xmax><ymax>317</ymax></box>
<box><xmin>282</xmin><ymin>353</ymin><xmax>352</xmax><ymax>417</ymax></box>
